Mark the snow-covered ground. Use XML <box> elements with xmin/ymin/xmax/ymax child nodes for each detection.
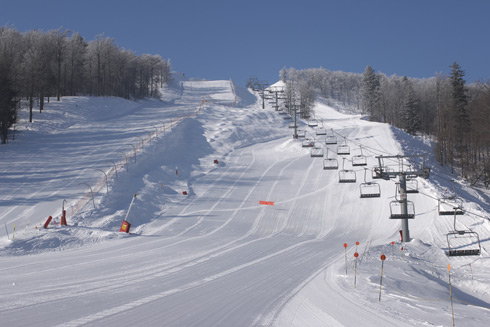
<box><xmin>0</xmin><ymin>79</ymin><xmax>489</xmax><ymax>326</ymax></box>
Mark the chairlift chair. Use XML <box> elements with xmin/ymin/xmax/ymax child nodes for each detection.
<box><xmin>352</xmin><ymin>146</ymin><xmax>367</xmax><ymax>166</ymax></box>
<box><xmin>283</xmin><ymin>115</ymin><xmax>292</xmax><ymax>120</ymax></box>
<box><xmin>302</xmin><ymin>139</ymin><xmax>314</xmax><ymax>147</ymax></box>
<box><xmin>389</xmin><ymin>200</ymin><xmax>415</xmax><ymax>219</ymax></box>
<box><xmin>337</xmin><ymin>137</ymin><xmax>350</xmax><ymax>155</ymax></box>
<box><xmin>438</xmin><ymin>181</ymin><xmax>464</xmax><ymax>216</ymax></box>
<box><xmin>438</xmin><ymin>198</ymin><xmax>464</xmax><ymax>216</ymax></box>
<box><xmin>360</xmin><ymin>168</ymin><xmax>381</xmax><ymax>198</ymax></box>
<box><xmin>325</xmin><ymin>129</ymin><xmax>337</xmax><ymax>144</ymax></box>
<box><xmin>308</xmin><ymin>119</ymin><xmax>318</xmax><ymax>127</ymax></box>
<box><xmin>316</xmin><ymin>128</ymin><xmax>327</xmax><ymax>135</ymax></box>
<box><xmin>372</xmin><ymin>167</ymin><xmax>385</xmax><ymax>179</ymax></box>
<box><xmin>337</xmin><ymin>145</ymin><xmax>350</xmax><ymax>155</ymax></box>
<box><xmin>405</xmin><ymin>178</ymin><xmax>419</xmax><ymax>193</ymax></box>
<box><xmin>289</xmin><ymin>122</ymin><xmax>297</xmax><ymax>128</ymax></box>
<box><xmin>323</xmin><ymin>149</ymin><xmax>338</xmax><ymax>170</ymax></box>
<box><xmin>325</xmin><ymin>135</ymin><xmax>337</xmax><ymax>144</ymax></box>
<box><xmin>446</xmin><ymin>212</ymin><xmax>481</xmax><ymax>256</ymax></box>
<box><xmin>316</xmin><ymin>120</ymin><xmax>326</xmax><ymax>134</ymax></box>
<box><xmin>339</xmin><ymin>158</ymin><xmax>356</xmax><ymax>183</ymax></box>
<box><xmin>297</xmin><ymin>130</ymin><xmax>306</xmax><ymax>138</ymax></box>
<box><xmin>311</xmin><ymin>147</ymin><xmax>324</xmax><ymax>157</ymax></box>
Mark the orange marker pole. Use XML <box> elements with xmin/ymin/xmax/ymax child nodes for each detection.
<box><xmin>354</xmin><ymin>252</ymin><xmax>359</xmax><ymax>288</ymax></box>
<box><xmin>343</xmin><ymin>243</ymin><xmax>348</xmax><ymax>275</ymax></box>
<box><xmin>379</xmin><ymin>254</ymin><xmax>386</xmax><ymax>301</ymax></box>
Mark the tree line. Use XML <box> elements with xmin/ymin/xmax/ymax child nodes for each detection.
<box><xmin>278</xmin><ymin>65</ymin><xmax>490</xmax><ymax>187</ymax></box>
<box><xmin>0</xmin><ymin>26</ymin><xmax>171</xmax><ymax>144</ymax></box>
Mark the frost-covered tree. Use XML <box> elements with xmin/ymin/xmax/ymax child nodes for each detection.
<box><xmin>279</xmin><ymin>67</ymin><xmax>287</xmax><ymax>82</ymax></box>
<box><xmin>0</xmin><ymin>26</ymin><xmax>21</xmax><ymax>143</ymax></box>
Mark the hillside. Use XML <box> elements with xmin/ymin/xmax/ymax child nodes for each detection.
<box><xmin>0</xmin><ymin>79</ymin><xmax>489</xmax><ymax>326</ymax></box>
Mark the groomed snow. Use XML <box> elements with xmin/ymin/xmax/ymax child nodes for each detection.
<box><xmin>0</xmin><ymin>79</ymin><xmax>489</xmax><ymax>326</ymax></box>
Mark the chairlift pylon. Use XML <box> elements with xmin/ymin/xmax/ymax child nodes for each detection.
<box><xmin>339</xmin><ymin>158</ymin><xmax>356</xmax><ymax>183</ymax></box>
<box><xmin>446</xmin><ymin>212</ymin><xmax>481</xmax><ymax>256</ymax></box>
<box><xmin>360</xmin><ymin>168</ymin><xmax>381</xmax><ymax>198</ymax></box>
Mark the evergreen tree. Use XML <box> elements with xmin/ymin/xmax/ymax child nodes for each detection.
<box><xmin>403</xmin><ymin>77</ymin><xmax>421</xmax><ymax>135</ymax></box>
<box><xmin>361</xmin><ymin>65</ymin><xmax>381</xmax><ymax>120</ymax></box>
<box><xmin>449</xmin><ymin>62</ymin><xmax>470</xmax><ymax>138</ymax></box>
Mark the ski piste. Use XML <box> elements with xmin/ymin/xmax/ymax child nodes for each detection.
<box><xmin>1</xmin><ymin>79</ymin><xmax>489</xmax><ymax>326</ymax></box>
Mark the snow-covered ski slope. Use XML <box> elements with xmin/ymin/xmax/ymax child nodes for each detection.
<box><xmin>0</xmin><ymin>79</ymin><xmax>489</xmax><ymax>326</ymax></box>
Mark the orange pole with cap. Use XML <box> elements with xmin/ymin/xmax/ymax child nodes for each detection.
<box><xmin>379</xmin><ymin>254</ymin><xmax>386</xmax><ymax>301</ymax></box>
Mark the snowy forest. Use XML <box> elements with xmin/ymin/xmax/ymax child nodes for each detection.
<box><xmin>278</xmin><ymin>66</ymin><xmax>490</xmax><ymax>187</ymax></box>
<box><xmin>0</xmin><ymin>26</ymin><xmax>171</xmax><ymax>144</ymax></box>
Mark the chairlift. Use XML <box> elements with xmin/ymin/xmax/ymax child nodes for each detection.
<box><xmin>308</xmin><ymin>119</ymin><xmax>318</xmax><ymax>127</ymax></box>
<box><xmin>283</xmin><ymin>115</ymin><xmax>292</xmax><ymax>120</ymax></box>
<box><xmin>339</xmin><ymin>158</ymin><xmax>356</xmax><ymax>183</ymax></box>
<box><xmin>311</xmin><ymin>147</ymin><xmax>324</xmax><ymax>157</ymax></box>
<box><xmin>302</xmin><ymin>138</ymin><xmax>314</xmax><ymax>147</ymax></box>
<box><xmin>325</xmin><ymin>135</ymin><xmax>337</xmax><ymax>144</ymax></box>
<box><xmin>360</xmin><ymin>168</ymin><xmax>381</xmax><ymax>198</ymax></box>
<box><xmin>438</xmin><ymin>182</ymin><xmax>464</xmax><ymax>215</ymax></box>
<box><xmin>372</xmin><ymin>166</ymin><xmax>385</xmax><ymax>179</ymax></box>
<box><xmin>438</xmin><ymin>198</ymin><xmax>464</xmax><ymax>216</ymax></box>
<box><xmin>337</xmin><ymin>137</ymin><xmax>350</xmax><ymax>155</ymax></box>
<box><xmin>389</xmin><ymin>200</ymin><xmax>415</xmax><ymax>219</ymax></box>
<box><xmin>352</xmin><ymin>146</ymin><xmax>367</xmax><ymax>166</ymax></box>
<box><xmin>325</xmin><ymin>129</ymin><xmax>337</xmax><ymax>144</ymax></box>
<box><xmin>297</xmin><ymin>130</ymin><xmax>306</xmax><ymax>138</ymax></box>
<box><xmin>289</xmin><ymin>122</ymin><xmax>297</xmax><ymax>128</ymax></box>
<box><xmin>337</xmin><ymin>145</ymin><xmax>350</xmax><ymax>155</ymax></box>
<box><xmin>446</xmin><ymin>212</ymin><xmax>481</xmax><ymax>256</ymax></box>
<box><xmin>405</xmin><ymin>178</ymin><xmax>419</xmax><ymax>193</ymax></box>
<box><xmin>323</xmin><ymin>148</ymin><xmax>338</xmax><ymax>170</ymax></box>
<box><xmin>316</xmin><ymin>128</ymin><xmax>327</xmax><ymax>135</ymax></box>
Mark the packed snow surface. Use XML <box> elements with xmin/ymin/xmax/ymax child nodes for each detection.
<box><xmin>1</xmin><ymin>79</ymin><xmax>489</xmax><ymax>326</ymax></box>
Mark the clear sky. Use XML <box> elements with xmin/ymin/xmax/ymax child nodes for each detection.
<box><xmin>2</xmin><ymin>0</ymin><xmax>489</xmax><ymax>86</ymax></box>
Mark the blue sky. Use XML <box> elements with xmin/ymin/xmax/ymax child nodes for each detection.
<box><xmin>2</xmin><ymin>0</ymin><xmax>489</xmax><ymax>86</ymax></box>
